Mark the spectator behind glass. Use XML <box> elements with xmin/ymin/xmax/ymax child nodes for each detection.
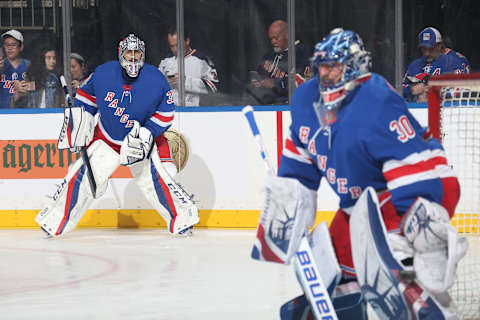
<box><xmin>71</xmin><ymin>52</ymin><xmax>89</xmax><ymax>96</ymax></box>
<box><xmin>0</xmin><ymin>29</ymin><xmax>30</xmax><ymax>108</ymax></box>
<box><xmin>246</xmin><ymin>20</ymin><xmax>310</xmax><ymax>105</ymax></box>
<box><xmin>158</xmin><ymin>26</ymin><xmax>219</xmax><ymax>106</ymax></box>
<box><xmin>402</xmin><ymin>27</ymin><xmax>469</xmax><ymax>102</ymax></box>
<box><xmin>0</xmin><ymin>48</ymin><xmax>5</xmax><ymax>74</ymax></box>
<box><xmin>12</xmin><ymin>45</ymin><xmax>64</xmax><ymax>108</ymax></box>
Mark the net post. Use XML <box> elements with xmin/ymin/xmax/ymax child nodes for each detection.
<box><xmin>427</xmin><ymin>85</ymin><xmax>442</xmax><ymax>142</ymax></box>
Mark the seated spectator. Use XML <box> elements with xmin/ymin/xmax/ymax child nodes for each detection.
<box><xmin>402</xmin><ymin>27</ymin><xmax>468</xmax><ymax>102</ymax></box>
<box><xmin>0</xmin><ymin>48</ymin><xmax>5</xmax><ymax>72</ymax></box>
<box><xmin>70</xmin><ymin>52</ymin><xmax>89</xmax><ymax>96</ymax></box>
<box><xmin>158</xmin><ymin>25</ymin><xmax>219</xmax><ymax>106</ymax></box>
<box><xmin>246</xmin><ymin>20</ymin><xmax>310</xmax><ymax>105</ymax></box>
<box><xmin>0</xmin><ymin>29</ymin><xmax>30</xmax><ymax>108</ymax></box>
<box><xmin>12</xmin><ymin>45</ymin><xmax>64</xmax><ymax>108</ymax></box>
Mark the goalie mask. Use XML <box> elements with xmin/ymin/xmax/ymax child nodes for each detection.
<box><xmin>118</xmin><ymin>34</ymin><xmax>145</xmax><ymax>78</ymax></box>
<box><xmin>311</xmin><ymin>28</ymin><xmax>371</xmax><ymax>127</ymax></box>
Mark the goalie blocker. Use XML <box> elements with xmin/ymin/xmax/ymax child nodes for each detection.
<box><xmin>36</xmin><ymin>131</ymin><xmax>199</xmax><ymax>237</ymax></box>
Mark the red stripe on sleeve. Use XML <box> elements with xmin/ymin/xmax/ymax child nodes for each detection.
<box><xmin>153</xmin><ymin>113</ymin><xmax>174</xmax><ymax>123</ymax></box>
<box><xmin>76</xmin><ymin>88</ymin><xmax>97</xmax><ymax>104</ymax></box>
<box><xmin>383</xmin><ymin>156</ymin><xmax>448</xmax><ymax>181</ymax></box>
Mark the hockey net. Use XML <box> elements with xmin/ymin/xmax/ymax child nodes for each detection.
<box><xmin>428</xmin><ymin>73</ymin><xmax>480</xmax><ymax>319</ymax></box>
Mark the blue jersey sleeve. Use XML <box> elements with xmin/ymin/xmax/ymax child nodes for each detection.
<box><xmin>448</xmin><ymin>50</ymin><xmax>470</xmax><ymax>74</ymax></box>
<box><xmin>73</xmin><ymin>73</ymin><xmax>97</xmax><ymax>115</ymax></box>
<box><xmin>364</xmin><ymin>95</ymin><xmax>452</xmax><ymax>212</ymax></box>
<box><xmin>142</xmin><ymin>83</ymin><xmax>175</xmax><ymax>138</ymax></box>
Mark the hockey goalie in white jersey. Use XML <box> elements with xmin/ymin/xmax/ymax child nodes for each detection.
<box><xmin>252</xmin><ymin>28</ymin><xmax>468</xmax><ymax>319</ymax></box>
<box><xmin>35</xmin><ymin>34</ymin><xmax>199</xmax><ymax>237</ymax></box>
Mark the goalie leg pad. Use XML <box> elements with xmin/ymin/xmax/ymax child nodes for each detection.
<box><xmin>280</xmin><ymin>291</ymin><xmax>366</xmax><ymax>320</ymax></box>
<box><xmin>251</xmin><ymin>175</ymin><xmax>317</xmax><ymax>264</ymax></box>
<box><xmin>36</xmin><ymin>140</ymin><xmax>119</xmax><ymax>236</ymax></box>
<box><xmin>131</xmin><ymin>145</ymin><xmax>199</xmax><ymax>235</ymax></box>
<box><xmin>58</xmin><ymin>106</ymin><xmax>95</xmax><ymax>152</ymax></box>
<box><xmin>401</xmin><ymin>197</ymin><xmax>468</xmax><ymax>295</ymax></box>
<box><xmin>350</xmin><ymin>187</ymin><xmax>459</xmax><ymax>320</ymax></box>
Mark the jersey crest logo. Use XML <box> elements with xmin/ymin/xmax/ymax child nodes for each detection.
<box><xmin>121</xmin><ymin>85</ymin><xmax>132</xmax><ymax>103</ymax></box>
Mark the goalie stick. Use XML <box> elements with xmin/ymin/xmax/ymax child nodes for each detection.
<box><xmin>60</xmin><ymin>75</ymin><xmax>97</xmax><ymax>198</ymax></box>
<box><xmin>241</xmin><ymin>105</ymin><xmax>338</xmax><ymax>320</ymax></box>
<box><xmin>242</xmin><ymin>105</ymin><xmax>275</xmax><ymax>175</ymax></box>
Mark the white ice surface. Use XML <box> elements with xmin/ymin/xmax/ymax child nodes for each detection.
<box><xmin>0</xmin><ymin>229</ymin><xmax>303</xmax><ymax>320</ymax></box>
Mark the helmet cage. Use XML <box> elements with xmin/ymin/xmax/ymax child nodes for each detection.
<box><xmin>311</xmin><ymin>28</ymin><xmax>371</xmax><ymax>127</ymax></box>
<box><xmin>118</xmin><ymin>34</ymin><xmax>145</xmax><ymax>78</ymax></box>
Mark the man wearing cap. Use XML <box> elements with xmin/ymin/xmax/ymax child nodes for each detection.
<box><xmin>0</xmin><ymin>29</ymin><xmax>31</xmax><ymax>108</ymax></box>
<box><xmin>402</xmin><ymin>27</ymin><xmax>468</xmax><ymax>102</ymax></box>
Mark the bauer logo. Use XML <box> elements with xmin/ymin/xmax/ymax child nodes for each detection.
<box><xmin>296</xmin><ymin>250</ymin><xmax>336</xmax><ymax>319</ymax></box>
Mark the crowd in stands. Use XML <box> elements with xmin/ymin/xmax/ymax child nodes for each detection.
<box><xmin>0</xmin><ymin>25</ymin><xmax>471</xmax><ymax>109</ymax></box>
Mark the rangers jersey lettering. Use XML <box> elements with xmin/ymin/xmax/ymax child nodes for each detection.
<box><xmin>74</xmin><ymin>61</ymin><xmax>174</xmax><ymax>145</ymax></box>
<box><xmin>280</xmin><ymin>73</ymin><xmax>458</xmax><ymax>215</ymax></box>
<box><xmin>0</xmin><ymin>58</ymin><xmax>30</xmax><ymax>108</ymax></box>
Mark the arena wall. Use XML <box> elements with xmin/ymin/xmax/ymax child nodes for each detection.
<box><xmin>0</xmin><ymin>106</ymin><xmax>428</xmax><ymax>229</ymax></box>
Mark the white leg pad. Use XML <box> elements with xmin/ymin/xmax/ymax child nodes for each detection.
<box><xmin>350</xmin><ymin>187</ymin><xmax>460</xmax><ymax>320</ymax></box>
<box><xmin>131</xmin><ymin>145</ymin><xmax>199</xmax><ymax>234</ymax></box>
<box><xmin>402</xmin><ymin>197</ymin><xmax>469</xmax><ymax>295</ymax></box>
<box><xmin>35</xmin><ymin>140</ymin><xmax>120</xmax><ymax>237</ymax></box>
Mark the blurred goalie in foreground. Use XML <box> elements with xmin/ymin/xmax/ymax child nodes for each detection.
<box><xmin>36</xmin><ymin>34</ymin><xmax>199</xmax><ymax>237</ymax></box>
<box><xmin>254</xmin><ymin>28</ymin><xmax>467</xmax><ymax>319</ymax></box>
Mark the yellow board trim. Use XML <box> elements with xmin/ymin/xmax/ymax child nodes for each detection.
<box><xmin>0</xmin><ymin>210</ymin><xmax>477</xmax><ymax>234</ymax></box>
<box><xmin>0</xmin><ymin>209</ymin><xmax>335</xmax><ymax>229</ymax></box>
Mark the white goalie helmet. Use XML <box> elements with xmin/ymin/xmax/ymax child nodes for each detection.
<box><xmin>118</xmin><ymin>33</ymin><xmax>145</xmax><ymax>78</ymax></box>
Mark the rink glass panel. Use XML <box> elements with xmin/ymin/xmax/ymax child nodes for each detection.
<box><xmin>183</xmin><ymin>0</ymin><xmax>288</xmax><ymax>106</ymax></box>
<box><xmin>295</xmin><ymin>0</ymin><xmax>396</xmax><ymax>86</ymax></box>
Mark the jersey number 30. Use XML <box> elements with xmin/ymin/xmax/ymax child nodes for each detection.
<box><xmin>389</xmin><ymin>115</ymin><xmax>415</xmax><ymax>142</ymax></box>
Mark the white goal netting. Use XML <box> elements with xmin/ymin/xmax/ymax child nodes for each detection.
<box><xmin>432</xmin><ymin>82</ymin><xmax>480</xmax><ymax>320</ymax></box>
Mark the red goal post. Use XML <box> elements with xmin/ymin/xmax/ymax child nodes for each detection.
<box><xmin>428</xmin><ymin>73</ymin><xmax>480</xmax><ymax>142</ymax></box>
<box><xmin>427</xmin><ymin>73</ymin><xmax>480</xmax><ymax>320</ymax></box>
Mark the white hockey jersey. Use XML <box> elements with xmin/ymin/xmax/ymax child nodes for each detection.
<box><xmin>158</xmin><ymin>49</ymin><xmax>219</xmax><ymax>106</ymax></box>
